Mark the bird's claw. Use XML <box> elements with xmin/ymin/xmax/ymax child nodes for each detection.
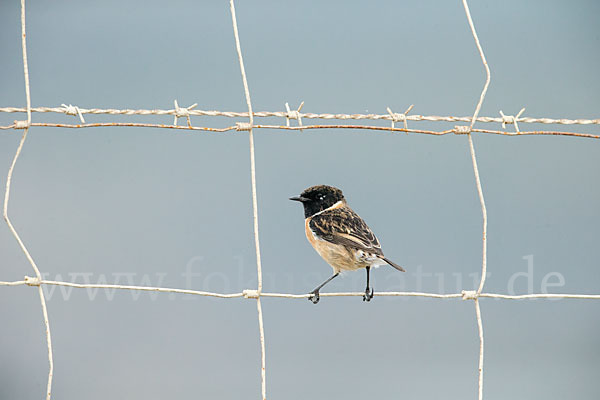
<box><xmin>308</xmin><ymin>290</ymin><xmax>320</xmax><ymax>304</ymax></box>
<box><xmin>363</xmin><ymin>286</ymin><xmax>374</xmax><ymax>302</ymax></box>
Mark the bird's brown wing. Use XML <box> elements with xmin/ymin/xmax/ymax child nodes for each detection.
<box><xmin>309</xmin><ymin>206</ymin><xmax>383</xmax><ymax>256</ymax></box>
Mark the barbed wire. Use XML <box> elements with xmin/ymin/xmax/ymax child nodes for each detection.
<box><xmin>1</xmin><ymin>106</ymin><xmax>598</xmax><ymax>126</ymax></box>
<box><xmin>2</xmin><ymin>107</ymin><xmax>597</xmax><ymax>139</ymax></box>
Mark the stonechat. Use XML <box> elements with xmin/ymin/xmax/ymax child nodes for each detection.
<box><xmin>290</xmin><ymin>185</ymin><xmax>405</xmax><ymax>304</ymax></box>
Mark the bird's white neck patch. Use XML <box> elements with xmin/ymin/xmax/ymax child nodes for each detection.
<box><xmin>310</xmin><ymin>200</ymin><xmax>344</xmax><ymax>218</ymax></box>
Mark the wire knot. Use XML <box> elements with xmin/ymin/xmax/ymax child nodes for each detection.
<box><xmin>25</xmin><ymin>276</ymin><xmax>41</xmax><ymax>286</ymax></box>
<box><xmin>285</xmin><ymin>101</ymin><xmax>304</xmax><ymax>130</ymax></box>
<box><xmin>61</xmin><ymin>103</ymin><xmax>86</xmax><ymax>123</ymax></box>
<box><xmin>243</xmin><ymin>289</ymin><xmax>260</xmax><ymax>299</ymax></box>
<box><xmin>461</xmin><ymin>290</ymin><xmax>478</xmax><ymax>300</ymax></box>
<box><xmin>454</xmin><ymin>125</ymin><xmax>472</xmax><ymax>135</ymax></box>
<box><xmin>13</xmin><ymin>120</ymin><xmax>30</xmax><ymax>129</ymax></box>
<box><xmin>499</xmin><ymin>107</ymin><xmax>525</xmax><ymax>133</ymax></box>
<box><xmin>386</xmin><ymin>104</ymin><xmax>414</xmax><ymax>129</ymax></box>
<box><xmin>173</xmin><ymin>100</ymin><xmax>197</xmax><ymax>127</ymax></box>
<box><xmin>236</xmin><ymin>122</ymin><xmax>253</xmax><ymax>131</ymax></box>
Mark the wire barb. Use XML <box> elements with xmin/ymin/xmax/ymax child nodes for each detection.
<box><xmin>285</xmin><ymin>101</ymin><xmax>304</xmax><ymax>130</ymax></box>
<box><xmin>386</xmin><ymin>104</ymin><xmax>414</xmax><ymax>129</ymax></box>
<box><xmin>499</xmin><ymin>107</ymin><xmax>526</xmax><ymax>133</ymax></box>
<box><xmin>173</xmin><ymin>100</ymin><xmax>197</xmax><ymax>127</ymax></box>
<box><xmin>61</xmin><ymin>103</ymin><xmax>85</xmax><ymax>123</ymax></box>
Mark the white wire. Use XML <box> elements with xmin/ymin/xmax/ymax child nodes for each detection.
<box><xmin>3</xmin><ymin>279</ymin><xmax>600</xmax><ymax>301</ymax></box>
<box><xmin>3</xmin><ymin>6</ymin><xmax>37</xmax><ymax>286</ymax></box>
<box><xmin>2</xmin><ymin>1</ymin><xmax>54</xmax><ymax>399</ymax></box>
<box><xmin>229</xmin><ymin>1</ymin><xmax>267</xmax><ymax>399</ymax></box>
<box><xmin>1</xmin><ymin>106</ymin><xmax>599</xmax><ymax>127</ymax></box>
<box><xmin>462</xmin><ymin>0</ymin><xmax>492</xmax><ymax>398</ymax></box>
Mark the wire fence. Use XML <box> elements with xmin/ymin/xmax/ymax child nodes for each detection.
<box><xmin>1</xmin><ymin>1</ymin><xmax>599</xmax><ymax>399</ymax></box>
<box><xmin>2</xmin><ymin>106</ymin><xmax>600</xmax><ymax>138</ymax></box>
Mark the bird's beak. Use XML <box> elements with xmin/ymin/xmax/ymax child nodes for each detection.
<box><xmin>289</xmin><ymin>195</ymin><xmax>309</xmax><ymax>202</ymax></box>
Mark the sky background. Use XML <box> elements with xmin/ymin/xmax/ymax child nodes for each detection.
<box><xmin>1</xmin><ymin>0</ymin><xmax>599</xmax><ymax>399</ymax></box>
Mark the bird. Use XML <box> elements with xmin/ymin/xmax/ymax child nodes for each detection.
<box><xmin>290</xmin><ymin>185</ymin><xmax>405</xmax><ymax>304</ymax></box>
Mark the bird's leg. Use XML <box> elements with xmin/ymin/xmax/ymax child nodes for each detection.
<box><xmin>363</xmin><ymin>266</ymin><xmax>374</xmax><ymax>302</ymax></box>
<box><xmin>309</xmin><ymin>272</ymin><xmax>339</xmax><ymax>304</ymax></box>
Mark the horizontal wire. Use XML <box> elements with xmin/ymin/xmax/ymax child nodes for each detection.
<box><xmin>2</xmin><ymin>279</ymin><xmax>599</xmax><ymax>300</ymax></box>
<box><xmin>1</xmin><ymin>106</ymin><xmax>598</xmax><ymax>126</ymax></box>
<box><xmin>0</xmin><ymin>121</ymin><xmax>598</xmax><ymax>139</ymax></box>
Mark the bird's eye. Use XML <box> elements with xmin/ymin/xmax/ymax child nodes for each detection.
<box><xmin>319</xmin><ymin>195</ymin><xmax>325</xmax><ymax>201</ymax></box>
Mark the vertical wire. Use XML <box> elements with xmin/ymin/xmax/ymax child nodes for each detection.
<box><xmin>229</xmin><ymin>1</ymin><xmax>266</xmax><ymax>398</ymax></box>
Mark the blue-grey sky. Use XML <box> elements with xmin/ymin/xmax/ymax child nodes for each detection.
<box><xmin>1</xmin><ymin>0</ymin><xmax>599</xmax><ymax>399</ymax></box>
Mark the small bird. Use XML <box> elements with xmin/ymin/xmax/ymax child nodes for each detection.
<box><xmin>290</xmin><ymin>185</ymin><xmax>405</xmax><ymax>304</ymax></box>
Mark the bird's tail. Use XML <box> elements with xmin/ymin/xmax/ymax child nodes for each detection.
<box><xmin>382</xmin><ymin>257</ymin><xmax>405</xmax><ymax>272</ymax></box>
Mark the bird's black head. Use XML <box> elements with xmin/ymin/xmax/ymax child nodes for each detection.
<box><xmin>290</xmin><ymin>185</ymin><xmax>345</xmax><ymax>218</ymax></box>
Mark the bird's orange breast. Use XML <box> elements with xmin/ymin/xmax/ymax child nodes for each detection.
<box><xmin>305</xmin><ymin>217</ymin><xmax>318</xmax><ymax>247</ymax></box>
<box><xmin>304</xmin><ymin>217</ymin><xmax>365</xmax><ymax>272</ymax></box>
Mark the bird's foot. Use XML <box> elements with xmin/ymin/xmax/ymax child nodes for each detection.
<box><xmin>363</xmin><ymin>286</ymin><xmax>374</xmax><ymax>302</ymax></box>
<box><xmin>308</xmin><ymin>290</ymin><xmax>320</xmax><ymax>304</ymax></box>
